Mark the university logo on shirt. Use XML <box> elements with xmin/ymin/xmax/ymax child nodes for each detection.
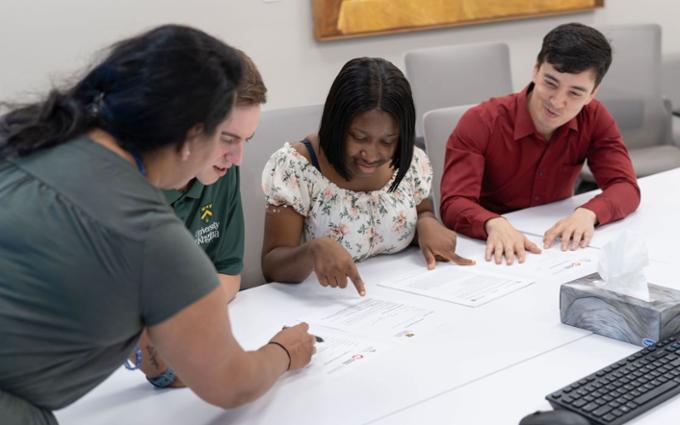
<box><xmin>200</xmin><ymin>203</ymin><xmax>213</xmax><ymax>223</ymax></box>
<box><xmin>195</xmin><ymin>203</ymin><xmax>219</xmax><ymax>246</ymax></box>
<box><xmin>195</xmin><ymin>220</ymin><xmax>220</xmax><ymax>246</ymax></box>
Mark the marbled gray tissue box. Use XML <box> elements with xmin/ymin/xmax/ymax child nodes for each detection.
<box><xmin>560</xmin><ymin>273</ymin><xmax>680</xmax><ymax>346</ymax></box>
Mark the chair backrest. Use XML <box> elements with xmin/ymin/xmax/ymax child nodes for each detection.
<box><xmin>405</xmin><ymin>42</ymin><xmax>512</xmax><ymax>137</ymax></box>
<box><xmin>240</xmin><ymin>104</ymin><xmax>323</xmax><ymax>289</ymax></box>
<box><xmin>662</xmin><ymin>53</ymin><xmax>680</xmax><ymax>115</ymax></box>
<box><xmin>423</xmin><ymin>104</ymin><xmax>474</xmax><ymax>216</ymax></box>
<box><xmin>596</xmin><ymin>24</ymin><xmax>672</xmax><ymax>149</ymax></box>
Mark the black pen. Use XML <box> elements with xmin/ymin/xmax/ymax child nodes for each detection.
<box><xmin>282</xmin><ymin>325</ymin><xmax>323</xmax><ymax>343</ymax></box>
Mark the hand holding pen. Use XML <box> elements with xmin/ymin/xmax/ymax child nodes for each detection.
<box><xmin>268</xmin><ymin>323</ymin><xmax>315</xmax><ymax>371</ymax></box>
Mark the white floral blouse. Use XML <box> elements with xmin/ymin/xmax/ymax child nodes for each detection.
<box><xmin>261</xmin><ymin>143</ymin><xmax>433</xmax><ymax>262</ymax></box>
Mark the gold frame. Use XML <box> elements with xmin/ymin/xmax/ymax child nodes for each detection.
<box><xmin>312</xmin><ymin>0</ymin><xmax>604</xmax><ymax>41</ymax></box>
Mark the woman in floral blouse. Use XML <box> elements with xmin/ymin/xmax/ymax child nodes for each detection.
<box><xmin>261</xmin><ymin>57</ymin><xmax>473</xmax><ymax>295</ymax></box>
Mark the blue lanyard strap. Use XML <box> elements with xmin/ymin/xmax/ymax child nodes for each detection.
<box><xmin>127</xmin><ymin>147</ymin><xmax>146</xmax><ymax>176</ymax></box>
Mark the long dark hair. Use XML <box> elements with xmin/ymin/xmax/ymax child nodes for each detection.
<box><xmin>318</xmin><ymin>57</ymin><xmax>415</xmax><ymax>192</ymax></box>
<box><xmin>0</xmin><ymin>24</ymin><xmax>242</xmax><ymax>158</ymax></box>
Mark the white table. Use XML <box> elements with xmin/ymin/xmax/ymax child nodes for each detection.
<box><xmin>505</xmin><ymin>167</ymin><xmax>680</xmax><ymax>264</ymax></box>
<box><xmin>56</xmin><ymin>169</ymin><xmax>680</xmax><ymax>425</ymax></box>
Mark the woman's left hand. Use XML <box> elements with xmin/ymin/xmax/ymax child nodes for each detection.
<box><xmin>416</xmin><ymin>215</ymin><xmax>475</xmax><ymax>269</ymax></box>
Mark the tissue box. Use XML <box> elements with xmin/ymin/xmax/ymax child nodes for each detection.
<box><xmin>560</xmin><ymin>273</ymin><xmax>680</xmax><ymax>346</ymax></box>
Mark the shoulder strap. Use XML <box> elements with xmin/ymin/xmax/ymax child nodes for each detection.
<box><xmin>301</xmin><ymin>138</ymin><xmax>321</xmax><ymax>171</ymax></box>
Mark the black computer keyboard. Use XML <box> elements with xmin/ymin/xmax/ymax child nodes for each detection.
<box><xmin>546</xmin><ymin>335</ymin><xmax>680</xmax><ymax>424</ymax></box>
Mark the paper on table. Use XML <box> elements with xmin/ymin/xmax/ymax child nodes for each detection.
<box><xmin>294</xmin><ymin>298</ymin><xmax>435</xmax><ymax>378</ymax></box>
<box><xmin>478</xmin><ymin>238</ymin><xmax>597</xmax><ymax>280</ymax></box>
<box><xmin>377</xmin><ymin>235</ymin><xmax>599</xmax><ymax>307</ymax></box>
<box><xmin>297</xmin><ymin>325</ymin><xmax>388</xmax><ymax>379</ymax></box>
<box><xmin>378</xmin><ymin>267</ymin><xmax>533</xmax><ymax>307</ymax></box>
<box><xmin>312</xmin><ymin>298</ymin><xmax>435</xmax><ymax>339</ymax></box>
<box><xmin>459</xmin><ymin>234</ymin><xmax>599</xmax><ymax>282</ymax></box>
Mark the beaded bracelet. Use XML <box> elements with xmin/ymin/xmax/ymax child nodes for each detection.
<box><xmin>147</xmin><ymin>368</ymin><xmax>176</xmax><ymax>389</ymax></box>
<box><xmin>124</xmin><ymin>345</ymin><xmax>142</xmax><ymax>371</ymax></box>
<box><xmin>267</xmin><ymin>341</ymin><xmax>291</xmax><ymax>371</ymax></box>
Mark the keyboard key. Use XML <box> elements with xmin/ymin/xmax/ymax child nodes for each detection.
<box><xmin>593</xmin><ymin>404</ymin><xmax>613</xmax><ymax>416</ymax></box>
<box><xmin>572</xmin><ymin>399</ymin><xmax>587</xmax><ymax>408</ymax></box>
<box><xmin>582</xmin><ymin>402</ymin><xmax>599</xmax><ymax>412</ymax></box>
<box><xmin>602</xmin><ymin>413</ymin><xmax>616</xmax><ymax>422</ymax></box>
<box><xmin>633</xmin><ymin>381</ymin><xmax>678</xmax><ymax>405</ymax></box>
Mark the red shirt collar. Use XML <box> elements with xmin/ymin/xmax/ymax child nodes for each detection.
<box><xmin>513</xmin><ymin>83</ymin><xmax>579</xmax><ymax>141</ymax></box>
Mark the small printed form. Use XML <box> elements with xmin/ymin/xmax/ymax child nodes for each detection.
<box><xmin>378</xmin><ymin>235</ymin><xmax>599</xmax><ymax>307</ymax></box>
<box><xmin>298</xmin><ymin>298</ymin><xmax>436</xmax><ymax>377</ymax></box>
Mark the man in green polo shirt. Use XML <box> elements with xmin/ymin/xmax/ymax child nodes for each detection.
<box><xmin>165</xmin><ymin>49</ymin><xmax>266</xmax><ymax>302</ymax></box>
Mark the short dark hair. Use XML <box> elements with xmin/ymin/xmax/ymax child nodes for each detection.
<box><xmin>537</xmin><ymin>22</ymin><xmax>612</xmax><ymax>88</ymax></box>
<box><xmin>318</xmin><ymin>57</ymin><xmax>415</xmax><ymax>192</ymax></box>
<box><xmin>1</xmin><ymin>24</ymin><xmax>242</xmax><ymax>157</ymax></box>
<box><xmin>234</xmin><ymin>49</ymin><xmax>267</xmax><ymax>106</ymax></box>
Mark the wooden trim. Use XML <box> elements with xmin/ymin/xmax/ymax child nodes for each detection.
<box><xmin>312</xmin><ymin>0</ymin><xmax>605</xmax><ymax>41</ymax></box>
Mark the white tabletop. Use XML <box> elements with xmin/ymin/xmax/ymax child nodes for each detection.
<box><xmin>505</xmin><ymin>167</ymin><xmax>680</xmax><ymax>264</ymax></box>
<box><xmin>55</xmin><ymin>169</ymin><xmax>680</xmax><ymax>425</ymax></box>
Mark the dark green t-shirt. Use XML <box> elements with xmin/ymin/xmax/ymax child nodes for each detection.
<box><xmin>0</xmin><ymin>138</ymin><xmax>219</xmax><ymax>424</ymax></box>
<box><xmin>164</xmin><ymin>166</ymin><xmax>244</xmax><ymax>275</ymax></box>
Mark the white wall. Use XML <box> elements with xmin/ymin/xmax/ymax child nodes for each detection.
<box><xmin>1</xmin><ymin>0</ymin><xmax>679</xmax><ymax>110</ymax></box>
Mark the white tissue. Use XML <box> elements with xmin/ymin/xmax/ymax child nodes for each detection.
<box><xmin>597</xmin><ymin>230</ymin><xmax>650</xmax><ymax>302</ymax></box>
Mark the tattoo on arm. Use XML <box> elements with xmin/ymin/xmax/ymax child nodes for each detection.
<box><xmin>146</xmin><ymin>344</ymin><xmax>160</xmax><ymax>371</ymax></box>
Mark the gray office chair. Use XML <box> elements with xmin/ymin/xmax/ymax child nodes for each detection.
<box><xmin>405</xmin><ymin>42</ymin><xmax>512</xmax><ymax>138</ymax></box>
<box><xmin>586</xmin><ymin>24</ymin><xmax>680</xmax><ymax>179</ymax></box>
<box><xmin>240</xmin><ymin>104</ymin><xmax>323</xmax><ymax>289</ymax></box>
<box><xmin>422</xmin><ymin>104</ymin><xmax>474</xmax><ymax>216</ymax></box>
<box><xmin>662</xmin><ymin>53</ymin><xmax>680</xmax><ymax>145</ymax></box>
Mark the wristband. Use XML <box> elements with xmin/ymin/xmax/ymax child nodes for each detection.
<box><xmin>146</xmin><ymin>368</ymin><xmax>176</xmax><ymax>389</ymax></box>
<box><xmin>267</xmin><ymin>341</ymin><xmax>291</xmax><ymax>371</ymax></box>
<box><xmin>124</xmin><ymin>345</ymin><xmax>142</xmax><ymax>371</ymax></box>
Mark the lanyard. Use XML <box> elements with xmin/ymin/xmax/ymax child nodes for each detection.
<box><xmin>128</xmin><ymin>147</ymin><xmax>146</xmax><ymax>176</ymax></box>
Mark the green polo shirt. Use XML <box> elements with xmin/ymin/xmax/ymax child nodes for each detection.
<box><xmin>164</xmin><ymin>166</ymin><xmax>244</xmax><ymax>275</ymax></box>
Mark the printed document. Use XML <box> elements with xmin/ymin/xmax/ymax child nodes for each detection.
<box><xmin>379</xmin><ymin>267</ymin><xmax>533</xmax><ymax>307</ymax></box>
<box><xmin>298</xmin><ymin>298</ymin><xmax>436</xmax><ymax>377</ymax></box>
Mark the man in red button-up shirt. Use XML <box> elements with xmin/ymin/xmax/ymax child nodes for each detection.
<box><xmin>440</xmin><ymin>23</ymin><xmax>640</xmax><ymax>265</ymax></box>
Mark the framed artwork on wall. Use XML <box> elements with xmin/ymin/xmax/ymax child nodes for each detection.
<box><xmin>312</xmin><ymin>0</ymin><xmax>604</xmax><ymax>41</ymax></box>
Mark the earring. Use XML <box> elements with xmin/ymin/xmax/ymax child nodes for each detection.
<box><xmin>182</xmin><ymin>148</ymin><xmax>191</xmax><ymax>161</ymax></box>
